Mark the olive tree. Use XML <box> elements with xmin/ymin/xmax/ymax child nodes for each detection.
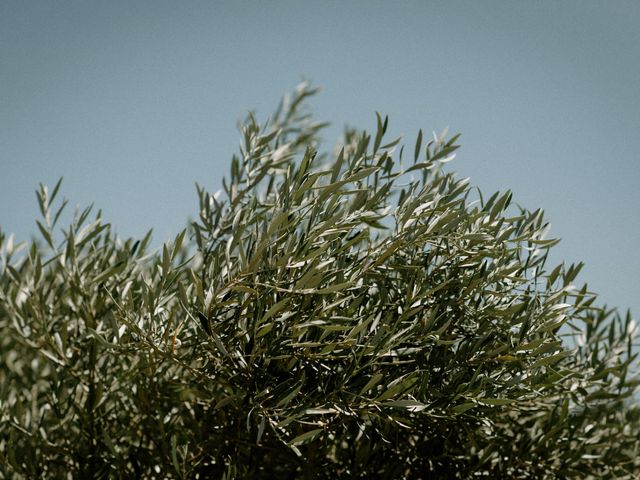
<box><xmin>1</xmin><ymin>83</ymin><xmax>638</xmax><ymax>479</ymax></box>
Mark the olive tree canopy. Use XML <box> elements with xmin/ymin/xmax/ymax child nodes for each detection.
<box><xmin>1</xmin><ymin>84</ymin><xmax>638</xmax><ymax>479</ymax></box>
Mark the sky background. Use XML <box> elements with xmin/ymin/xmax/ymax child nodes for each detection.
<box><xmin>2</xmin><ymin>1</ymin><xmax>639</xmax><ymax>315</ymax></box>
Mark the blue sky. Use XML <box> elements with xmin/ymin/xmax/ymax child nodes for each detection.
<box><xmin>2</xmin><ymin>1</ymin><xmax>639</xmax><ymax>315</ymax></box>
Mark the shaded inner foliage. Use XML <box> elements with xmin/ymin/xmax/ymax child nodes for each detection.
<box><xmin>1</xmin><ymin>84</ymin><xmax>638</xmax><ymax>479</ymax></box>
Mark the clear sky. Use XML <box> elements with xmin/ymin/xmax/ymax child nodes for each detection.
<box><xmin>2</xmin><ymin>1</ymin><xmax>639</xmax><ymax>315</ymax></box>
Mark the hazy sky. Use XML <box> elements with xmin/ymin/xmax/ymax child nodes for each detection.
<box><xmin>2</xmin><ymin>1</ymin><xmax>639</xmax><ymax>315</ymax></box>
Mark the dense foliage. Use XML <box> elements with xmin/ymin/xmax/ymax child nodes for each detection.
<box><xmin>1</xmin><ymin>84</ymin><xmax>639</xmax><ymax>479</ymax></box>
